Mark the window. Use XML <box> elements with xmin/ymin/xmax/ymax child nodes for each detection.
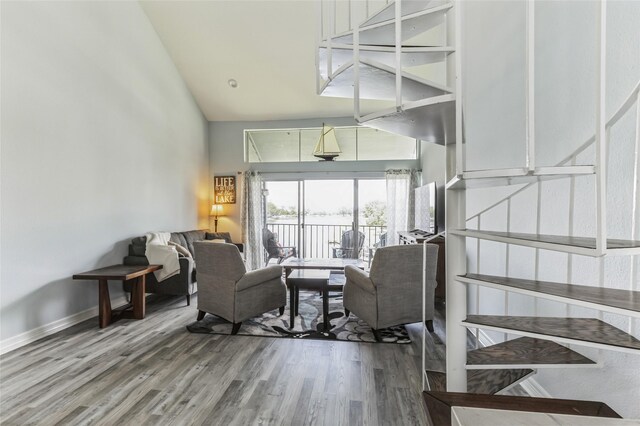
<box><xmin>245</xmin><ymin>126</ymin><xmax>418</xmax><ymax>163</ymax></box>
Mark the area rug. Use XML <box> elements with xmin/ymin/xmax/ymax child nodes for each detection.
<box><xmin>186</xmin><ymin>292</ymin><xmax>411</xmax><ymax>344</ymax></box>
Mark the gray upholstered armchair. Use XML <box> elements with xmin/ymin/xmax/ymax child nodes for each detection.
<box><xmin>193</xmin><ymin>241</ymin><xmax>286</xmax><ymax>334</ymax></box>
<box><xmin>343</xmin><ymin>244</ymin><xmax>439</xmax><ymax>341</ymax></box>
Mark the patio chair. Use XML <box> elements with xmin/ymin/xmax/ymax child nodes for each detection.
<box><xmin>367</xmin><ymin>232</ymin><xmax>387</xmax><ymax>268</ymax></box>
<box><xmin>332</xmin><ymin>229</ymin><xmax>366</xmax><ymax>259</ymax></box>
<box><xmin>262</xmin><ymin>228</ymin><xmax>297</xmax><ymax>266</ymax></box>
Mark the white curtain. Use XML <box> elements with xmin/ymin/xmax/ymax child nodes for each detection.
<box><xmin>385</xmin><ymin>169</ymin><xmax>418</xmax><ymax>245</ymax></box>
<box><xmin>241</xmin><ymin>171</ymin><xmax>264</xmax><ymax>270</ymax></box>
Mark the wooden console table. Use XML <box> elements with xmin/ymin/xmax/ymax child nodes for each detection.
<box><xmin>73</xmin><ymin>264</ymin><xmax>162</xmax><ymax>328</ymax></box>
<box><xmin>398</xmin><ymin>231</ymin><xmax>446</xmax><ymax>301</ymax></box>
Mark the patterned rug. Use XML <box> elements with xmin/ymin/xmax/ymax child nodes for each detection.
<box><xmin>186</xmin><ymin>291</ymin><xmax>411</xmax><ymax>344</ymax></box>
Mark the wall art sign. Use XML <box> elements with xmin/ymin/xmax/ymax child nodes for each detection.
<box><xmin>214</xmin><ymin>176</ymin><xmax>236</xmax><ymax>204</ymax></box>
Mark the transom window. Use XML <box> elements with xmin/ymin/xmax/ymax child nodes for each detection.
<box><xmin>245</xmin><ymin>126</ymin><xmax>419</xmax><ymax>163</ymax></box>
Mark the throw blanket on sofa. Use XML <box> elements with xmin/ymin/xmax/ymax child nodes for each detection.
<box><xmin>145</xmin><ymin>232</ymin><xmax>180</xmax><ymax>282</ymax></box>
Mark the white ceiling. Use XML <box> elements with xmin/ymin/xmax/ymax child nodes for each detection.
<box><xmin>140</xmin><ymin>0</ymin><xmax>388</xmax><ymax>122</ymax></box>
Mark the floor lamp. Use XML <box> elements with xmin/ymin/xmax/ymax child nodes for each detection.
<box><xmin>211</xmin><ymin>204</ymin><xmax>224</xmax><ymax>232</ymax></box>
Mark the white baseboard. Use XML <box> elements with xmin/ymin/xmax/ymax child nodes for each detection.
<box><xmin>0</xmin><ymin>296</ymin><xmax>127</xmax><ymax>355</ymax></box>
<box><xmin>473</xmin><ymin>329</ymin><xmax>551</xmax><ymax>398</ymax></box>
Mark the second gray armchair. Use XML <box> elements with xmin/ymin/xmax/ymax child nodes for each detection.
<box><xmin>194</xmin><ymin>241</ymin><xmax>286</xmax><ymax>334</ymax></box>
<box><xmin>343</xmin><ymin>244</ymin><xmax>439</xmax><ymax>341</ymax></box>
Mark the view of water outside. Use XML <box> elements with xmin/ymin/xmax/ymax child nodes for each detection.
<box><xmin>265</xmin><ymin>179</ymin><xmax>387</xmax><ymax>258</ymax></box>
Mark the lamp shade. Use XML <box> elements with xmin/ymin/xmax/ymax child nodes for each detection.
<box><xmin>210</xmin><ymin>204</ymin><xmax>224</xmax><ymax>217</ymax></box>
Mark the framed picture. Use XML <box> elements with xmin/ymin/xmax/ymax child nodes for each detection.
<box><xmin>214</xmin><ymin>176</ymin><xmax>236</xmax><ymax>204</ymax></box>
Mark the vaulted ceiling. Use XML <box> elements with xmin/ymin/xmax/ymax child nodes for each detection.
<box><xmin>140</xmin><ymin>1</ymin><xmax>387</xmax><ymax>122</ymax></box>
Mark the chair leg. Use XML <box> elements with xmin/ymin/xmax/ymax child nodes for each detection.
<box><xmin>371</xmin><ymin>328</ymin><xmax>382</xmax><ymax>342</ymax></box>
<box><xmin>425</xmin><ymin>320</ymin><xmax>434</xmax><ymax>332</ymax></box>
<box><xmin>344</xmin><ymin>308</ymin><xmax>350</xmax><ymax>317</ymax></box>
<box><xmin>186</xmin><ymin>294</ymin><xmax>191</xmax><ymax>306</ymax></box>
<box><xmin>231</xmin><ymin>322</ymin><xmax>242</xmax><ymax>335</ymax></box>
<box><xmin>197</xmin><ymin>310</ymin><xmax>206</xmax><ymax>321</ymax></box>
<box><xmin>279</xmin><ymin>306</ymin><xmax>285</xmax><ymax>316</ymax></box>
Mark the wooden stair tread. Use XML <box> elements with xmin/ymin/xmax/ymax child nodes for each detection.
<box><xmin>467</xmin><ymin>337</ymin><xmax>596</xmax><ymax>368</ymax></box>
<box><xmin>464</xmin><ymin>315</ymin><xmax>640</xmax><ymax>353</ymax></box>
<box><xmin>451</xmin><ymin>229</ymin><xmax>640</xmax><ymax>256</ymax></box>
<box><xmin>425</xmin><ymin>368</ymin><xmax>533</xmax><ymax>395</ymax></box>
<box><xmin>423</xmin><ymin>391</ymin><xmax>621</xmax><ymax>426</ymax></box>
<box><xmin>461</xmin><ymin>273</ymin><xmax>640</xmax><ymax>316</ymax></box>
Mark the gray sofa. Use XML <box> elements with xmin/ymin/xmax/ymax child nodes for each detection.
<box><xmin>122</xmin><ymin>230</ymin><xmax>242</xmax><ymax>305</ymax></box>
<box><xmin>343</xmin><ymin>244</ymin><xmax>439</xmax><ymax>341</ymax></box>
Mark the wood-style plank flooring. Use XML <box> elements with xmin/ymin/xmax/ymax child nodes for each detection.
<box><xmin>1</xmin><ymin>294</ymin><xmax>445</xmax><ymax>425</ymax></box>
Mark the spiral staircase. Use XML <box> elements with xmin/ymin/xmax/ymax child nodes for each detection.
<box><xmin>317</xmin><ymin>0</ymin><xmax>640</xmax><ymax>423</ymax></box>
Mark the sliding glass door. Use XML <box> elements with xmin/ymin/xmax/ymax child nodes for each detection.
<box><xmin>264</xmin><ymin>181</ymin><xmax>301</xmax><ymax>255</ymax></box>
<box><xmin>302</xmin><ymin>180</ymin><xmax>354</xmax><ymax>258</ymax></box>
<box><xmin>264</xmin><ymin>178</ymin><xmax>387</xmax><ymax>260</ymax></box>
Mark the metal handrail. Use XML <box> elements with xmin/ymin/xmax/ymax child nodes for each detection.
<box><xmin>266</xmin><ymin>222</ymin><xmax>387</xmax><ymax>260</ymax></box>
<box><xmin>467</xmin><ymin>79</ymin><xmax>640</xmax><ymax>222</ymax></box>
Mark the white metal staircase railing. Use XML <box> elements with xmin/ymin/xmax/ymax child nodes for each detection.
<box><xmin>444</xmin><ymin>0</ymin><xmax>640</xmax><ymax>399</ymax></box>
<box><xmin>317</xmin><ymin>0</ymin><xmax>455</xmax><ymax>144</ymax></box>
<box><xmin>462</xmin><ymin>80</ymin><xmax>640</xmax><ymax>342</ymax></box>
<box><xmin>316</xmin><ymin>0</ymin><xmax>640</xmax><ymax>407</ymax></box>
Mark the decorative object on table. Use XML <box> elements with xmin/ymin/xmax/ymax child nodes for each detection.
<box><xmin>313</xmin><ymin>124</ymin><xmax>341</xmax><ymax>161</ymax></box>
<box><xmin>331</xmin><ymin>229</ymin><xmax>366</xmax><ymax>259</ymax></box>
<box><xmin>193</xmin><ymin>241</ymin><xmax>286</xmax><ymax>335</ymax></box>
<box><xmin>213</xmin><ymin>175</ymin><xmax>236</xmax><ymax>204</ymax></box>
<box><xmin>210</xmin><ymin>204</ymin><xmax>225</xmax><ymax>232</ymax></box>
<box><xmin>186</xmin><ymin>287</ymin><xmax>411</xmax><ymax>344</ymax></box>
<box><xmin>262</xmin><ymin>228</ymin><xmax>297</xmax><ymax>266</ymax></box>
<box><xmin>343</xmin><ymin>244</ymin><xmax>439</xmax><ymax>340</ymax></box>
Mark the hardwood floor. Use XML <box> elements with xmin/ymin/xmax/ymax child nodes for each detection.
<box><xmin>1</xmin><ymin>294</ymin><xmax>437</xmax><ymax>425</ymax></box>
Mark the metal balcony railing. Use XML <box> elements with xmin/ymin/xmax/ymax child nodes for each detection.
<box><xmin>266</xmin><ymin>223</ymin><xmax>386</xmax><ymax>261</ymax></box>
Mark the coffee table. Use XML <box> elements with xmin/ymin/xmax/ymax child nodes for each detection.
<box><xmin>280</xmin><ymin>257</ymin><xmax>365</xmax><ymax>330</ymax></box>
<box><xmin>73</xmin><ymin>264</ymin><xmax>162</xmax><ymax>328</ymax></box>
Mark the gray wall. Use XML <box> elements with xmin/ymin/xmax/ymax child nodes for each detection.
<box><xmin>0</xmin><ymin>1</ymin><xmax>209</xmax><ymax>346</ymax></box>
<box><xmin>462</xmin><ymin>1</ymin><xmax>640</xmax><ymax>417</ymax></box>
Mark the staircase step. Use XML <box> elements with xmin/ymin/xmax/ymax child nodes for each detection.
<box><xmin>318</xmin><ymin>43</ymin><xmax>453</xmax><ymax>79</ymax></box>
<box><xmin>359</xmin><ymin>94</ymin><xmax>455</xmax><ymax>144</ymax></box>
<box><xmin>425</xmin><ymin>368</ymin><xmax>534</xmax><ymax>395</ymax></box>
<box><xmin>320</xmin><ymin>59</ymin><xmax>450</xmax><ymax>101</ymax></box>
<box><xmin>452</xmin><ymin>407</ymin><xmax>637</xmax><ymax>426</ymax></box>
<box><xmin>467</xmin><ymin>337</ymin><xmax>597</xmax><ymax>369</ymax></box>
<box><xmin>446</xmin><ymin>165</ymin><xmax>595</xmax><ymax>190</ymax></box>
<box><xmin>423</xmin><ymin>391</ymin><xmax>621</xmax><ymax>426</ymax></box>
<box><xmin>450</xmin><ymin>229</ymin><xmax>640</xmax><ymax>256</ymax></box>
<box><xmin>459</xmin><ymin>273</ymin><xmax>640</xmax><ymax>318</ymax></box>
<box><xmin>331</xmin><ymin>3</ymin><xmax>452</xmax><ymax>46</ymax></box>
<box><xmin>463</xmin><ymin>315</ymin><xmax>640</xmax><ymax>354</ymax></box>
<box><xmin>361</xmin><ymin>0</ymin><xmax>448</xmax><ymax>27</ymax></box>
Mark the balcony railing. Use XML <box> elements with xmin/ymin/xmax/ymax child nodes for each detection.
<box><xmin>266</xmin><ymin>223</ymin><xmax>386</xmax><ymax>261</ymax></box>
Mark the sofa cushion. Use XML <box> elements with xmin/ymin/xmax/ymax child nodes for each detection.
<box><xmin>181</xmin><ymin>230</ymin><xmax>207</xmax><ymax>257</ymax></box>
<box><xmin>129</xmin><ymin>236</ymin><xmax>147</xmax><ymax>256</ymax></box>
<box><xmin>170</xmin><ymin>233</ymin><xmax>188</xmax><ymax>250</ymax></box>
<box><xmin>206</xmin><ymin>232</ymin><xmax>232</xmax><ymax>243</ymax></box>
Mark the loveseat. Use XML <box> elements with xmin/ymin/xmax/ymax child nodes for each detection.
<box><xmin>122</xmin><ymin>230</ymin><xmax>243</xmax><ymax>305</ymax></box>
